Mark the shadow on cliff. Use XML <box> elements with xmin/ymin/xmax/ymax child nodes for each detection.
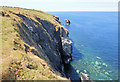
<box><xmin>64</xmin><ymin>39</ymin><xmax>84</xmax><ymax>82</ymax></box>
<box><xmin>62</xmin><ymin>22</ymin><xmax>84</xmax><ymax>81</ymax></box>
<box><xmin>64</xmin><ymin>25</ymin><xmax>84</xmax><ymax>60</ymax></box>
<box><xmin>14</xmin><ymin>13</ymin><xmax>70</xmax><ymax>74</ymax></box>
<box><xmin>14</xmin><ymin>12</ymin><xmax>82</xmax><ymax>81</ymax></box>
<box><xmin>64</xmin><ymin>64</ymin><xmax>81</xmax><ymax>82</ymax></box>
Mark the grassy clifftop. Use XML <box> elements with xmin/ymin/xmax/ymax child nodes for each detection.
<box><xmin>1</xmin><ymin>6</ymin><xmax>69</xmax><ymax>80</ymax></box>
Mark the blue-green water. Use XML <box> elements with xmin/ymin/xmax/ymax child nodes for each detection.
<box><xmin>48</xmin><ymin>12</ymin><xmax>118</xmax><ymax>80</ymax></box>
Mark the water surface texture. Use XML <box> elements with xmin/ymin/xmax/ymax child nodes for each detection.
<box><xmin>48</xmin><ymin>12</ymin><xmax>118</xmax><ymax>80</ymax></box>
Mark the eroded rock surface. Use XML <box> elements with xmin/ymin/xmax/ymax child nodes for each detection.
<box><xmin>58</xmin><ymin>27</ymin><xmax>72</xmax><ymax>64</ymax></box>
<box><xmin>1</xmin><ymin>7</ymin><xmax>72</xmax><ymax>79</ymax></box>
<box><xmin>65</xmin><ymin>19</ymin><xmax>70</xmax><ymax>25</ymax></box>
<box><xmin>62</xmin><ymin>38</ymin><xmax>72</xmax><ymax>64</ymax></box>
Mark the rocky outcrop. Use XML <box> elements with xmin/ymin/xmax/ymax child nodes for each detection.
<box><xmin>80</xmin><ymin>72</ymin><xmax>91</xmax><ymax>82</ymax></box>
<box><xmin>17</xmin><ymin>10</ymin><xmax>72</xmax><ymax>71</ymax></box>
<box><xmin>62</xmin><ymin>38</ymin><xmax>72</xmax><ymax>64</ymax></box>
<box><xmin>1</xmin><ymin>7</ymin><xmax>72</xmax><ymax>80</ymax></box>
<box><xmin>58</xmin><ymin>27</ymin><xmax>72</xmax><ymax>64</ymax></box>
<box><xmin>53</xmin><ymin>16</ymin><xmax>61</xmax><ymax>24</ymax></box>
<box><xmin>0</xmin><ymin>11</ymin><xmax>5</xmax><ymax>16</ymax></box>
<box><xmin>0</xmin><ymin>11</ymin><xmax>10</xmax><ymax>17</ymax></box>
<box><xmin>65</xmin><ymin>19</ymin><xmax>70</xmax><ymax>25</ymax></box>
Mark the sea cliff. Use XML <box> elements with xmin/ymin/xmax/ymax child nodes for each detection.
<box><xmin>1</xmin><ymin>6</ymin><xmax>72</xmax><ymax>80</ymax></box>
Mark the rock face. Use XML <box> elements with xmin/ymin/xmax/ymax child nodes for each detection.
<box><xmin>58</xmin><ymin>27</ymin><xmax>72</xmax><ymax>64</ymax></box>
<box><xmin>65</xmin><ymin>19</ymin><xmax>70</xmax><ymax>25</ymax></box>
<box><xmin>62</xmin><ymin>38</ymin><xmax>72</xmax><ymax>64</ymax></box>
<box><xmin>1</xmin><ymin>7</ymin><xmax>73</xmax><ymax>80</ymax></box>
<box><xmin>1</xmin><ymin>7</ymin><xmax>72</xmax><ymax>77</ymax></box>
<box><xmin>53</xmin><ymin>16</ymin><xmax>61</xmax><ymax>24</ymax></box>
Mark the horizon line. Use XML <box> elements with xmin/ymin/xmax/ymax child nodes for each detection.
<box><xmin>46</xmin><ymin>10</ymin><xmax>118</xmax><ymax>12</ymax></box>
<box><xmin>1</xmin><ymin>6</ymin><xmax>118</xmax><ymax>12</ymax></box>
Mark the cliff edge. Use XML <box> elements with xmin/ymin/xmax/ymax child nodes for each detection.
<box><xmin>1</xmin><ymin>7</ymin><xmax>72</xmax><ymax>80</ymax></box>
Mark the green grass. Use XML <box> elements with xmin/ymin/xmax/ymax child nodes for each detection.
<box><xmin>25</xmin><ymin>8</ymin><xmax>44</xmax><ymax>13</ymax></box>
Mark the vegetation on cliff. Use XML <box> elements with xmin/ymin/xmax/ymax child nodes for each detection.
<box><xmin>1</xmin><ymin>6</ymin><xmax>71</xmax><ymax>80</ymax></box>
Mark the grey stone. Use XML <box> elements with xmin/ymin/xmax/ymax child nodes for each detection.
<box><xmin>62</xmin><ymin>37</ymin><xmax>72</xmax><ymax>64</ymax></box>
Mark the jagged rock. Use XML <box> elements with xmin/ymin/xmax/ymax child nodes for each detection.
<box><xmin>59</xmin><ymin>27</ymin><xmax>69</xmax><ymax>38</ymax></box>
<box><xmin>65</xmin><ymin>19</ymin><xmax>70</xmax><ymax>25</ymax></box>
<box><xmin>56</xmin><ymin>26</ymin><xmax>72</xmax><ymax>64</ymax></box>
<box><xmin>62</xmin><ymin>37</ymin><xmax>72</xmax><ymax>64</ymax></box>
<box><xmin>0</xmin><ymin>11</ymin><xmax>5</xmax><ymax>16</ymax></box>
<box><xmin>80</xmin><ymin>72</ymin><xmax>91</xmax><ymax>81</ymax></box>
<box><xmin>53</xmin><ymin>16</ymin><xmax>61</xmax><ymax>24</ymax></box>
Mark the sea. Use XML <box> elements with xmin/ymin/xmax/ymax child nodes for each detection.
<box><xmin>48</xmin><ymin>12</ymin><xmax>118</xmax><ymax>80</ymax></box>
